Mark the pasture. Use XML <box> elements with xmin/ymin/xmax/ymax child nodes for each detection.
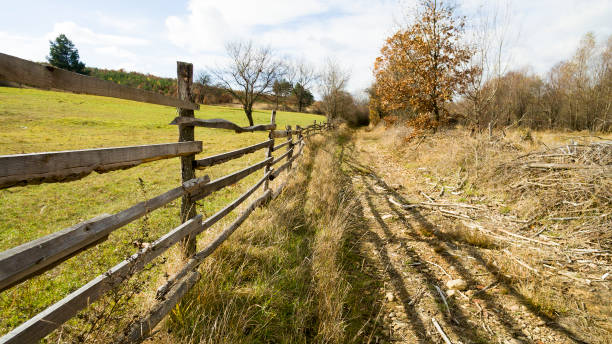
<box><xmin>0</xmin><ymin>86</ymin><xmax>323</xmax><ymax>335</ymax></box>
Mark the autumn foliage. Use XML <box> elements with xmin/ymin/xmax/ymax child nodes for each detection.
<box><xmin>372</xmin><ymin>0</ymin><xmax>476</xmax><ymax>129</ymax></box>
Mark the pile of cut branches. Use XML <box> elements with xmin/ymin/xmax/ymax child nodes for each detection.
<box><xmin>498</xmin><ymin>140</ymin><xmax>611</xmax><ymax>247</ymax></box>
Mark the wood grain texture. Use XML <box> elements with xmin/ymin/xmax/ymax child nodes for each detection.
<box><xmin>190</xmin><ymin>157</ymin><xmax>272</xmax><ymax>202</ymax></box>
<box><xmin>0</xmin><ymin>53</ymin><xmax>198</xmax><ymax>110</ymax></box>
<box><xmin>177</xmin><ymin>61</ymin><xmax>198</xmax><ymax>258</ymax></box>
<box><xmin>123</xmin><ymin>270</ymin><xmax>201</xmax><ymax>343</ymax></box>
<box><xmin>194</xmin><ymin>140</ymin><xmax>273</xmax><ymax>169</ymax></box>
<box><xmin>270</xmin><ymin>130</ymin><xmax>290</xmax><ymax>138</ymax></box>
<box><xmin>272</xmin><ymin>140</ymin><xmax>290</xmax><ymax>152</ymax></box>
<box><xmin>270</xmin><ymin>140</ymin><xmax>303</xmax><ymax>180</ymax></box>
<box><xmin>0</xmin><ymin>142</ymin><xmax>203</xmax><ymax>189</ymax></box>
<box><xmin>271</xmin><ymin>147</ymin><xmax>293</xmax><ymax>165</ymax></box>
<box><xmin>285</xmin><ymin>125</ymin><xmax>294</xmax><ymax>170</ymax></box>
<box><xmin>0</xmin><ymin>216</ymin><xmax>203</xmax><ymax>344</ymax></box>
<box><xmin>263</xmin><ymin>111</ymin><xmax>276</xmax><ymax>192</ymax></box>
<box><xmin>0</xmin><ymin>176</ymin><xmax>210</xmax><ymax>292</ymax></box>
<box><xmin>156</xmin><ymin>189</ymin><xmax>271</xmax><ymax>300</ymax></box>
<box><xmin>170</xmin><ymin>117</ymin><xmax>276</xmax><ymax>133</ymax></box>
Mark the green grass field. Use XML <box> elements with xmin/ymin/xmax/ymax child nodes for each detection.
<box><xmin>0</xmin><ymin>86</ymin><xmax>324</xmax><ymax>336</ymax></box>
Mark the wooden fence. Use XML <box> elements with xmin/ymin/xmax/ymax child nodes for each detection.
<box><xmin>0</xmin><ymin>53</ymin><xmax>333</xmax><ymax>343</ymax></box>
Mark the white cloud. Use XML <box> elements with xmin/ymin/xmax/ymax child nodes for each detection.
<box><xmin>165</xmin><ymin>0</ymin><xmax>402</xmax><ymax>93</ymax></box>
<box><xmin>1</xmin><ymin>22</ymin><xmax>152</xmax><ymax>74</ymax></box>
<box><xmin>48</xmin><ymin>22</ymin><xmax>149</xmax><ymax>47</ymax></box>
<box><xmin>3</xmin><ymin>0</ymin><xmax>611</xmax><ymax>95</ymax></box>
<box><xmin>95</xmin><ymin>12</ymin><xmax>151</xmax><ymax>32</ymax></box>
<box><xmin>0</xmin><ymin>32</ymin><xmax>48</xmax><ymax>62</ymax></box>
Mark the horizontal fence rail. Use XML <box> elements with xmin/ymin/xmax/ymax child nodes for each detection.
<box><xmin>1</xmin><ymin>216</ymin><xmax>203</xmax><ymax>344</ymax></box>
<box><xmin>170</xmin><ymin>117</ymin><xmax>276</xmax><ymax>133</ymax></box>
<box><xmin>271</xmin><ymin>147</ymin><xmax>294</xmax><ymax>165</ymax></box>
<box><xmin>0</xmin><ymin>55</ymin><xmax>334</xmax><ymax>344</ymax></box>
<box><xmin>194</xmin><ymin>139</ymin><xmax>273</xmax><ymax>169</ymax></box>
<box><xmin>0</xmin><ymin>141</ymin><xmax>203</xmax><ymax>189</ymax></box>
<box><xmin>190</xmin><ymin>157</ymin><xmax>272</xmax><ymax>202</ymax></box>
<box><xmin>0</xmin><ymin>175</ymin><xmax>211</xmax><ymax>292</ymax></box>
<box><xmin>0</xmin><ymin>53</ymin><xmax>199</xmax><ymax>110</ymax></box>
<box><xmin>272</xmin><ymin>140</ymin><xmax>291</xmax><ymax>152</ymax></box>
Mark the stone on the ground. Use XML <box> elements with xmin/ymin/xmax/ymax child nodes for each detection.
<box><xmin>385</xmin><ymin>292</ymin><xmax>395</xmax><ymax>302</ymax></box>
<box><xmin>446</xmin><ymin>279</ymin><xmax>468</xmax><ymax>291</ymax></box>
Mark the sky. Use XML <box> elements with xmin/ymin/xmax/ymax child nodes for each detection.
<box><xmin>1</xmin><ymin>0</ymin><xmax>611</xmax><ymax>96</ymax></box>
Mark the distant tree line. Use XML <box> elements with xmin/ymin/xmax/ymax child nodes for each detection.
<box><xmin>45</xmin><ymin>34</ymin><xmax>369</xmax><ymax>125</ymax></box>
<box><xmin>455</xmin><ymin>32</ymin><xmax>611</xmax><ymax>132</ymax></box>
<box><xmin>368</xmin><ymin>1</ymin><xmax>611</xmax><ymax>133</ymax></box>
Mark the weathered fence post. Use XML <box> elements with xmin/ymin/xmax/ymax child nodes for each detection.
<box><xmin>177</xmin><ymin>61</ymin><xmax>197</xmax><ymax>259</ymax></box>
<box><xmin>296</xmin><ymin>125</ymin><xmax>303</xmax><ymax>150</ymax></box>
<box><xmin>286</xmin><ymin>125</ymin><xmax>293</xmax><ymax>170</ymax></box>
<box><xmin>263</xmin><ymin>110</ymin><xmax>276</xmax><ymax>191</ymax></box>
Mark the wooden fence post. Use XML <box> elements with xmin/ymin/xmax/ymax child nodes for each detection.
<box><xmin>296</xmin><ymin>125</ymin><xmax>303</xmax><ymax>149</ymax></box>
<box><xmin>263</xmin><ymin>110</ymin><xmax>276</xmax><ymax>191</ymax></box>
<box><xmin>177</xmin><ymin>61</ymin><xmax>197</xmax><ymax>259</ymax></box>
<box><xmin>286</xmin><ymin>125</ymin><xmax>293</xmax><ymax>171</ymax></box>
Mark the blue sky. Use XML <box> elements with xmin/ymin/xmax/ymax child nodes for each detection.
<box><xmin>1</xmin><ymin>0</ymin><xmax>611</xmax><ymax>95</ymax></box>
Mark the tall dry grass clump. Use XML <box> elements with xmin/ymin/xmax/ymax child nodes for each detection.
<box><xmin>155</xmin><ymin>132</ymin><xmax>356</xmax><ymax>343</ymax></box>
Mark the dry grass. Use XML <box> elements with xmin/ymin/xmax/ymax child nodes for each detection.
<box><xmin>138</xmin><ymin>133</ymin><xmax>360</xmax><ymax>343</ymax></box>
<box><xmin>354</xmin><ymin>124</ymin><xmax>612</xmax><ymax>343</ymax></box>
<box><xmin>446</xmin><ymin>223</ymin><xmax>497</xmax><ymax>249</ymax></box>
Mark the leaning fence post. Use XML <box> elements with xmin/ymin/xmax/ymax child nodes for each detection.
<box><xmin>263</xmin><ymin>110</ymin><xmax>276</xmax><ymax>191</ymax></box>
<box><xmin>177</xmin><ymin>61</ymin><xmax>197</xmax><ymax>259</ymax></box>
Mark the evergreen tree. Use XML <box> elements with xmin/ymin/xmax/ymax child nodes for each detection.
<box><xmin>47</xmin><ymin>34</ymin><xmax>88</xmax><ymax>74</ymax></box>
<box><xmin>272</xmin><ymin>79</ymin><xmax>293</xmax><ymax>109</ymax></box>
<box><xmin>292</xmin><ymin>83</ymin><xmax>314</xmax><ymax>112</ymax></box>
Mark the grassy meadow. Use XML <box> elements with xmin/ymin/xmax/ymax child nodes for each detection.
<box><xmin>0</xmin><ymin>86</ymin><xmax>324</xmax><ymax>338</ymax></box>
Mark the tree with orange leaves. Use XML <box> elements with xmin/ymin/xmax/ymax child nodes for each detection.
<box><xmin>373</xmin><ymin>0</ymin><xmax>476</xmax><ymax>126</ymax></box>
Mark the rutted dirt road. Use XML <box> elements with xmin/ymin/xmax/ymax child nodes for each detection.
<box><xmin>342</xmin><ymin>132</ymin><xmax>609</xmax><ymax>344</ymax></box>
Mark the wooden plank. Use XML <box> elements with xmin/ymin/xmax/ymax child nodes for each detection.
<box><xmin>123</xmin><ymin>270</ymin><xmax>201</xmax><ymax>343</ymax></box>
<box><xmin>190</xmin><ymin>157</ymin><xmax>272</xmax><ymax>202</ymax></box>
<box><xmin>194</xmin><ymin>140</ymin><xmax>273</xmax><ymax>169</ymax></box>
<box><xmin>177</xmin><ymin>61</ymin><xmax>198</xmax><ymax>258</ymax></box>
<box><xmin>272</xmin><ymin>140</ymin><xmax>291</xmax><ymax>152</ymax></box>
<box><xmin>0</xmin><ymin>142</ymin><xmax>202</xmax><ymax>189</ymax></box>
<box><xmin>263</xmin><ymin>111</ymin><xmax>276</xmax><ymax>192</ymax></box>
<box><xmin>272</xmin><ymin>147</ymin><xmax>293</xmax><ymax>166</ymax></box>
<box><xmin>269</xmin><ymin>142</ymin><xmax>303</xmax><ymax>180</ymax></box>
<box><xmin>286</xmin><ymin>125</ymin><xmax>294</xmax><ymax>170</ymax></box>
<box><xmin>157</xmin><ymin>189</ymin><xmax>272</xmax><ymax>300</ymax></box>
<box><xmin>270</xmin><ymin>160</ymin><xmax>291</xmax><ymax>180</ymax></box>
<box><xmin>0</xmin><ymin>53</ymin><xmax>198</xmax><ymax>110</ymax></box>
<box><xmin>270</xmin><ymin>130</ymin><xmax>290</xmax><ymax>138</ymax></box>
<box><xmin>0</xmin><ymin>176</ymin><xmax>210</xmax><ymax>292</ymax></box>
<box><xmin>0</xmin><ymin>216</ymin><xmax>203</xmax><ymax>344</ymax></box>
<box><xmin>157</xmin><ymin>172</ymin><xmax>270</xmax><ymax>298</ymax></box>
<box><xmin>170</xmin><ymin>117</ymin><xmax>276</xmax><ymax>133</ymax></box>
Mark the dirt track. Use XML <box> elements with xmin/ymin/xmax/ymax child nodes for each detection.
<box><xmin>342</xmin><ymin>134</ymin><xmax>602</xmax><ymax>344</ymax></box>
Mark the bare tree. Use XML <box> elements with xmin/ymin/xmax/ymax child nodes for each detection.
<box><xmin>286</xmin><ymin>59</ymin><xmax>318</xmax><ymax>112</ymax></box>
<box><xmin>211</xmin><ymin>41</ymin><xmax>283</xmax><ymax>125</ymax></box>
<box><xmin>192</xmin><ymin>71</ymin><xmax>211</xmax><ymax>104</ymax></box>
<box><xmin>461</xmin><ymin>0</ymin><xmax>515</xmax><ymax>132</ymax></box>
<box><xmin>319</xmin><ymin>58</ymin><xmax>350</xmax><ymax>121</ymax></box>
<box><xmin>287</xmin><ymin>59</ymin><xmax>317</xmax><ymax>89</ymax></box>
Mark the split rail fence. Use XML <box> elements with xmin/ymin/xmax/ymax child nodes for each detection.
<box><xmin>0</xmin><ymin>53</ymin><xmax>333</xmax><ymax>343</ymax></box>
